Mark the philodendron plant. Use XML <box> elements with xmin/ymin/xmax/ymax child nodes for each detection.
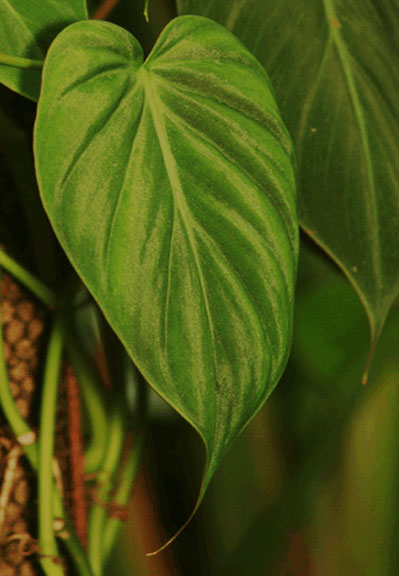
<box><xmin>0</xmin><ymin>1</ymin><xmax>397</xmax><ymax>575</ymax></box>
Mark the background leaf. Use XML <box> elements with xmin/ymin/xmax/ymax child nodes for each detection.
<box><xmin>0</xmin><ymin>0</ymin><xmax>87</xmax><ymax>100</ymax></box>
<box><xmin>34</xmin><ymin>16</ymin><xmax>298</xmax><ymax>518</ymax></box>
<box><xmin>178</xmin><ymin>0</ymin><xmax>399</xmax><ymax>355</ymax></box>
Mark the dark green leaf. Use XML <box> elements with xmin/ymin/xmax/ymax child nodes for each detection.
<box><xmin>34</xmin><ymin>16</ymin><xmax>298</xmax><ymax>513</ymax></box>
<box><xmin>178</xmin><ymin>0</ymin><xmax>399</xmax><ymax>355</ymax></box>
<box><xmin>0</xmin><ymin>0</ymin><xmax>87</xmax><ymax>100</ymax></box>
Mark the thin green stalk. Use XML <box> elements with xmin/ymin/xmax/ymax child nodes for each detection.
<box><xmin>88</xmin><ymin>398</ymin><xmax>126</xmax><ymax>576</ymax></box>
<box><xmin>0</xmin><ymin>52</ymin><xmax>43</xmax><ymax>69</ymax></box>
<box><xmin>38</xmin><ymin>310</ymin><xmax>102</xmax><ymax>576</ymax></box>
<box><xmin>63</xmin><ymin>518</ymin><xmax>94</xmax><ymax>576</ymax></box>
<box><xmin>102</xmin><ymin>431</ymin><xmax>145</xmax><ymax>562</ymax></box>
<box><xmin>144</xmin><ymin>0</ymin><xmax>150</xmax><ymax>22</ymax></box>
<box><xmin>0</xmin><ymin>272</ymin><xmax>33</xmax><ymax>441</ymax></box>
<box><xmin>103</xmin><ymin>370</ymin><xmax>148</xmax><ymax>564</ymax></box>
<box><xmin>38</xmin><ymin>318</ymin><xmax>65</xmax><ymax>576</ymax></box>
<box><xmin>0</xmin><ymin>249</ymin><xmax>58</xmax><ymax>308</ymax></box>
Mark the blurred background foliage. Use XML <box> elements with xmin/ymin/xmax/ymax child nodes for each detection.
<box><xmin>1</xmin><ymin>1</ymin><xmax>398</xmax><ymax>574</ymax></box>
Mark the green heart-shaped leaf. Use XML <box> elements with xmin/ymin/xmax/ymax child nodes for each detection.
<box><xmin>178</xmin><ymin>1</ymin><xmax>399</xmax><ymax>360</ymax></box>
<box><xmin>0</xmin><ymin>0</ymin><xmax>87</xmax><ymax>100</ymax></box>
<box><xmin>34</xmin><ymin>16</ymin><xmax>298</xmax><ymax>517</ymax></box>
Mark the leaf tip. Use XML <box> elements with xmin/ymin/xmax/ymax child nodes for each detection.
<box><xmin>145</xmin><ymin>507</ymin><xmax>196</xmax><ymax>557</ymax></box>
<box><xmin>145</xmin><ymin>440</ymin><xmax>210</xmax><ymax>556</ymax></box>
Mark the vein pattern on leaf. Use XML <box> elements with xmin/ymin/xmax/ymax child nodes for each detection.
<box><xmin>34</xmin><ymin>16</ymin><xmax>298</xmax><ymax>506</ymax></box>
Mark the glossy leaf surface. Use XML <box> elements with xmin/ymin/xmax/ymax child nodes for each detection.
<box><xmin>34</xmin><ymin>17</ymin><xmax>298</xmax><ymax>502</ymax></box>
<box><xmin>0</xmin><ymin>0</ymin><xmax>87</xmax><ymax>100</ymax></box>
<box><xmin>178</xmin><ymin>0</ymin><xmax>399</xmax><ymax>349</ymax></box>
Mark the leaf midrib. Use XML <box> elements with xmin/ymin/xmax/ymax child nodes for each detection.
<box><xmin>139</xmin><ymin>67</ymin><xmax>218</xmax><ymax>396</ymax></box>
<box><xmin>322</xmin><ymin>0</ymin><xmax>383</xmax><ymax>299</ymax></box>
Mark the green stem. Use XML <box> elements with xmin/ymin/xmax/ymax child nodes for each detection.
<box><xmin>144</xmin><ymin>0</ymin><xmax>150</xmax><ymax>22</ymax></box>
<box><xmin>0</xmin><ymin>249</ymin><xmax>58</xmax><ymax>308</ymax></box>
<box><xmin>63</xmin><ymin>518</ymin><xmax>94</xmax><ymax>576</ymax></box>
<box><xmin>103</xmin><ymin>369</ymin><xmax>148</xmax><ymax>564</ymax></box>
<box><xmin>88</xmin><ymin>398</ymin><xmax>126</xmax><ymax>575</ymax></box>
<box><xmin>0</xmin><ymin>52</ymin><xmax>43</xmax><ymax>69</ymax></box>
<box><xmin>103</xmin><ymin>431</ymin><xmax>145</xmax><ymax>562</ymax></box>
<box><xmin>38</xmin><ymin>318</ymin><xmax>65</xmax><ymax>576</ymax></box>
<box><xmin>0</xmin><ymin>272</ymin><xmax>32</xmax><ymax>440</ymax></box>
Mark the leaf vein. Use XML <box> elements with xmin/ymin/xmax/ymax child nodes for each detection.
<box><xmin>141</xmin><ymin>68</ymin><xmax>219</xmax><ymax>395</ymax></box>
